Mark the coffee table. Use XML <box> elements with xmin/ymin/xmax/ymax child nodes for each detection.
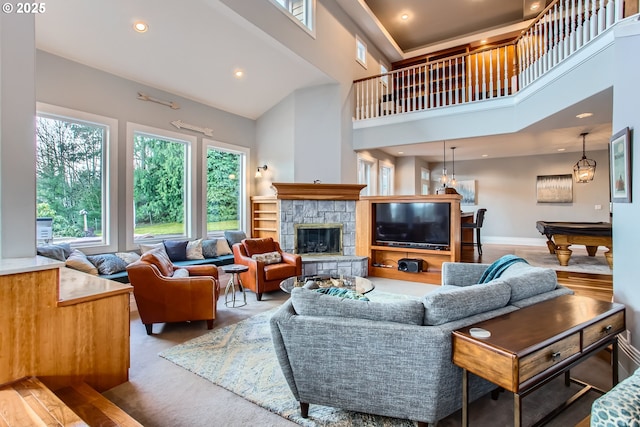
<box><xmin>280</xmin><ymin>274</ymin><xmax>374</xmax><ymax>294</ymax></box>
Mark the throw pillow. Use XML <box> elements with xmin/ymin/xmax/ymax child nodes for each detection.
<box><xmin>186</xmin><ymin>239</ymin><xmax>204</xmax><ymax>260</ymax></box>
<box><xmin>115</xmin><ymin>251</ymin><xmax>141</xmax><ymax>265</ymax></box>
<box><xmin>87</xmin><ymin>253</ymin><xmax>128</xmax><ymax>276</ymax></box>
<box><xmin>172</xmin><ymin>268</ymin><xmax>190</xmax><ymax>278</ymax></box>
<box><xmin>224</xmin><ymin>230</ymin><xmax>246</xmax><ymax>248</ymax></box>
<box><xmin>201</xmin><ymin>239</ymin><xmax>218</xmax><ymax>258</ymax></box>
<box><xmin>291</xmin><ymin>288</ymin><xmax>424</xmax><ymax>325</ymax></box>
<box><xmin>216</xmin><ymin>238</ymin><xmax>232</xmax><ymax>256</ymax></box>
<box><xmin>499</xmin><ymin>262</ymin><xmax>558</xmax><ymax>303</ymax></box>
<box><xmin>164</xmin><ymin>240</ymin><xmax>188</xmax><ymax>261</ymax></box>
<box><xmin>139</xmin><ymin>242</ymin><xmax>165</xmax><ymax>254</ymax></box>
<box><xmin>65</xmin><ymin>249</ymin><xmax>98</xmax><ymax>275</ymax></box>
<box><xmin>37</xmin><ymin>243</ymin><xmax>72</xmax><ymax>261</ymax></box>
<box><xmin>242</xmin><ymin>238</ymin><xmax>275</xmax><ymax>256</ymax></box>
<box><xmin>422</xmin><ymin>281</ymin><xmax>511</xmax><ymax>326</ymax></box>
<box><xmin>251</xmin><ymin>251</ymin><xmax>282</xmax><ymax>265</ymax></box>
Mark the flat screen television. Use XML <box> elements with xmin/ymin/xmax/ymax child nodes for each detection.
<box><xmin>373</xmin><ymin>202</ymin><xmax>451</xmax><ymax>249</ymax></box>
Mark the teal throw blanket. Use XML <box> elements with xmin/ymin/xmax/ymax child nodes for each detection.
<box><xmin>478</xmin><ymin>255</ymin><xmax>528</xmax><ymax>283</ymax></box>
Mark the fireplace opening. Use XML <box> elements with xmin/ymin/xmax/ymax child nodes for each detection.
<box><xmin>294</xmin><ymin>223</ymin><xmax>343</xmax><ymax>256</ymax></box>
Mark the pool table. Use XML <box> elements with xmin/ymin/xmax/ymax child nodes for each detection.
<box><xmin>535</xmin><ymin>221</ymin><xmax>612</xmax><ymax>269</ymax></box>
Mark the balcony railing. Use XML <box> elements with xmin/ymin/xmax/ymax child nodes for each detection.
<box><xmin>353</xmin><ymin>0</ymin><xmax>625</xmax><ymax>121</ymax></box>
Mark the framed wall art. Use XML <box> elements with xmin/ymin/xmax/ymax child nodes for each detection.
<box><xmin>456</xmin><ymin>180</ymin><xmax>476</xmax><ymax>205</ymax></box>
<box><xmin>610</xmin><ymin>127</ymin><xmax>631</xmax><ymax>203</ymax></box>
<box><xmin>536</xmin><ymin>174</ymin><xmax>573</xmax><ymax>203</ymax></box>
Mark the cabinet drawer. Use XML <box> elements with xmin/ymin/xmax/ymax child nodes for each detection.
<box><xmin>520</xmin><ymin>333</ymin><xmax>581</xmax><ymax>383</ymax></box>
<box><xmin>583</xmin><ymin>311</ymin><xmax>625</xmax><ymax>348</ymax></box>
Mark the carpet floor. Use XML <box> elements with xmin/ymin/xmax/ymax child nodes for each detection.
<box><xmin>159</xmin><ymin>290</ymin><xmax>609</xmax><ymax>427</ymax></box>
<box><xmin>514</xmin><ymin>247</ymin><xmax>612</xmax><ymax>275</ymax></box>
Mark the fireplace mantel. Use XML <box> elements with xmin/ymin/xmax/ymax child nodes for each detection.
<box><xmin>271</xmin><ymin>183</ymin><xmax>366</xmax><ymax>200</ymax></box>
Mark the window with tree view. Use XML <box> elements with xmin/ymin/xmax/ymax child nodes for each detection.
<box><xmin>133</xmin><ymin>132</ymin><xmax>189</xmax><ymax>240</ymax></box>
<box><xmin>206</xmin><ymin>146</ymin><xmax>244</xmax><ymax>233</ymax></box>
<box><xmin>36</xmin><ymin>114</ymin><xmax>107</xmax><ymax>246</ymax></box>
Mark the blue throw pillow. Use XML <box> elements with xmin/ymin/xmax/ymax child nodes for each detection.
<box><xmin>315</xmin><ymin>287</ymin><xmax>370</xmax><ymax>301</ymax></box>
<box><xmin>201</xmin><ymin>239</ymin><xmax>218</xmax><ymax>258</ymax></box>
<box><xmin>164</xmin><ymin>240</ymin><xmax>188</xmax><ymax>261</ymax></box>
<box><xmin>224</xmin><ymin>230</ymin><xmax>246</xmax><ymax>247</ymax></box>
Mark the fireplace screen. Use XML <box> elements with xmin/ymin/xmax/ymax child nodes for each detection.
<box><xmin>294</xmin><ymin>224</ymin><xmax>343</xmax><ymax>255</ymax></box>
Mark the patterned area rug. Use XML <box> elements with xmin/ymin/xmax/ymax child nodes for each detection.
<box><xmin>159</xmin><ymin>291</ymin><xmax>417</xmax><ymax>427</ymax></box>
<box><xmin>514</xmin><ymin>247</ymin><xmax>612</xmax><ymax>275</ymax></box>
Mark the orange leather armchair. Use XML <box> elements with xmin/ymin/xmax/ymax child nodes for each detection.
<box><xmin>232</xmin><ymin>238</ymin><xmax>302</xmax><ymax>301</ymax></box>
<box><xmin>126</xmin><ymin>248</ymin><xmax>220</xmax><ymax>335</ymax></box>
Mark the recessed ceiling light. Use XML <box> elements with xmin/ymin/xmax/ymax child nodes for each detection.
<box><xmin>400</xmin><ymin>13</ymin><xmax>409</xmax><ymax>21</ymax></box>
<box><xmin>576</xmin><ymin>112</ymin><xmax>593</xmax><ymax>119</ymax></box>
<box><xmin>133</xmin><ymin>21</ymin><xmax>148</xmax><ymax>33</ymax></box>
<box><xmin>557</xmin><ymin>148</ymin><xmax>566</xmax><ymax>152</ymax></box>
<box><xmin>480</xmin><ymin>39</ymin><xmax>487</xmax><ymax>44</ymax></box>
<box><xmin>233</xmin><ymin>69</ymin><xmax>244</xmax><ymax>78</ymax></box>
<box><xmin>398</xmin><ymin>151</ymin><xmax>404</xmax><ymax>154</ymax></box>
<box><xmin>481</xmin><ymin>154</ymin><xmax>489</xmax><ymax>157</ymax></box>
<box><xmin>530</xmin><ymin>3</ymin><xmax>540</xmax><ymax>10</ymax></box>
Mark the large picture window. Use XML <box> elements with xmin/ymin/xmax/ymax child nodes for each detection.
<box><xmin>126</xmin><ymin>124</ymin><xmax>195</xmax><ymax>247</ymax></box>
<box><xmin>204</xmin><ymin>141</ymin><xmax>248</xmax><ymax>235</ymax></box>
<box><xmin>35</xmin><ymin>103</ymin><xmax>118</xmax><ymax>253</ymax></box>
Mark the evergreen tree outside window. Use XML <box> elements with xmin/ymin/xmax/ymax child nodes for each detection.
<box><xmin>205</xmin><ymin>145</ymin><xmax>246</xmax><ymax>233</ymax></box>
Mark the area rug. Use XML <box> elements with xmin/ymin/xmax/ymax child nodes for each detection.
<box><xmin>159</xmin><ymin>291</ymin><xmax>417</xmax><ymax>427</ymax></box>
<box><xmin>514</xmin><ymin>247</ymin><xmax>612</xmax><ymax>275</ymax></box>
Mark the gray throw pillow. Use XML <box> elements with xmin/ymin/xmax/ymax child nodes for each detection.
<box><xmin>224</xmin><ymin>230</ymin><xmax>246</xmax><ymax>247</ymax></box>
<box><xmin>422</xmin><ymin>281</ymin><xmax>511</xmax><ymax>326</ymax></box>
<box><xmin>202</xmin><ymin>239</ymin><xmax>218</xmax><ymax>258</ymax></box>
<box><xmin>87</xmin><ymin>254</ymin><xmax>128</xmax><ymax>275</ymax></box>
<box><xmin>291</xmin><ymin>288</ymin><xmax>424</xmax><ymax>325</ymax></box>
<box><xmin>37</xmin><ymin>243</ymin><xmax>72</xmax><ymax>261</ymax></box>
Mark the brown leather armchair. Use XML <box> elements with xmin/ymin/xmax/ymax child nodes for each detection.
<box><xmin>126</xmin><ymin>248</ymin><xmax>220</xmax><ymax>335</ymax></box>
<box><xmin>232</xmin><ymin>238</ymin><xmax>302</xmax><ymax>301</ymax></box>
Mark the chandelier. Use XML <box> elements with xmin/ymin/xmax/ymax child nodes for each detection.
<box><xmin>573</xmin><ymin>132</ymin><xmax>596</xmax><ymax>183</ymax></box>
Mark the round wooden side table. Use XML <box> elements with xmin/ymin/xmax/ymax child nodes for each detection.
<box><xmin>222</xmin><ymin>264</ymin><xmax>248</xmax><ymax>307</ymax></box>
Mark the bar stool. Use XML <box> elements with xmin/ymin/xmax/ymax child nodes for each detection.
<box><xmin>461</xmin><ymin>208</ymin><xmax>487</xmax><ymax>256</ymax></box>
<box><xmin>222</xmin><ymin>264</ymin><xmax>248</xmax><ymax>307</ymax></box>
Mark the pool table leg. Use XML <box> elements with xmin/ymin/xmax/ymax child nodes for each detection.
<box><xmin>555</xmin><ymin>245</ymin><xmax>572</xmax><ymax>266</ymax></box>
<box><xmin>604</xmin><ymin>247</ymin><xmax>613</xmax><ymax>269</ymax></box>
<box><xmin>586</xmin><ymin>245</ymin><xmax>598</xmax><ymax>256</ymax></box>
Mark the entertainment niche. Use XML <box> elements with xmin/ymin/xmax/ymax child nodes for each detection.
<box><xmin>356</xmin><ymin>194</ymin><xmax>462</xmax><ymax>284</ymax></box>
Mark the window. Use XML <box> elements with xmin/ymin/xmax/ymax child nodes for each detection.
<box><xmin>203</xmin><ymin>140</ymin><xmax>248</xmax><ymax>235</ymax></box>
<box><xmin>421</xmin><ymin>168</ymin><xmax>431</xmax><ymax>195</ymax></box>
<box><xmin>379</xmin><ymin>161</ymin><xmax>394</xmax><ymax>196</ymax></box>
<box><xmin>357</xmin><ymin>153</ymin><xmax>377</xmax><ymax>196</ymax></box>
<box><xmin>380</xmin><ymin>64</ymin><xmax>389</xmax><ymax>86</ymax></box>
<box><xmin>356</xmin><ymin>36</ymin><xmax>367</xmax><ymax>68</ymax></box>
<box><xmin>126</xmin><ymin>124</ymin><xmax>196</xmax><ymax>248</ymax></box>
<box><xmin>35</xmin><ymin>103</ymin><xmax>118</xmax><ymax>253</ymax></box>
<box><xmin>271</xmin><ymin>0</ymin><xmax>315</xmax><ymax>35</ymax></box>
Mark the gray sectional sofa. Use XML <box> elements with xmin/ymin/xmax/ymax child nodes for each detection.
<box><xmin>270</xmin><ymin>260</ymin><xmax>573</xmax><ymax>427</ymax></box>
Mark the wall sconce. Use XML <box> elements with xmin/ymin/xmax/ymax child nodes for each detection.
<box><xmin>255</xmin><ymin>165</ymin><xmax>268</xmax><ymax>178</ymax></box>
<box><xmin>573</xmin><ymin>132</ymin><xmax>596</xmax><ymax>183</ymax></box>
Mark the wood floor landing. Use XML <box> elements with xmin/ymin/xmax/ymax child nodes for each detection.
<box><xmin>0</xmin><ymin>377</ymin><xmax>86</xmax><ymax>426</ymax></box>
<box><xmin>0</xmin><ymin>377</ymin><xmax>142</xmax><ymax>427</ymax></box>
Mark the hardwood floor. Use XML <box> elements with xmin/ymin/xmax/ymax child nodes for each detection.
<box><xmin>461</xmin><ymin>244</ymin><xmax>613</xmax><ymax>302</ymax></box>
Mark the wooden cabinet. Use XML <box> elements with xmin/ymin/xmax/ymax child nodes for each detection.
<box><xmin>356</xmin><ymin>195</ymin><xmax>462</xmax><ymax>284</ymax></box>
<box><xmin>250</xmin><ymin>196</ymin><xmax>279</xmax><ymax>240</ymax></box>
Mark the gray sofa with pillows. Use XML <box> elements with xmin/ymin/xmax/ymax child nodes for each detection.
<box><xmin>36</xmin><ymin>232</ymin><xmax>244</xmax><ymax>283</ymax></box>
<box><xmin>270</xmin><ymin>260</ymin><xmax>573</xmax><ymax>426</ymax></box>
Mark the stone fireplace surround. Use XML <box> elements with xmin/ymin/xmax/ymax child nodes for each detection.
<box><xmin>272</xmin><ymin>183</ymin><xmax>368</xmax><ymax>278</ymax></box>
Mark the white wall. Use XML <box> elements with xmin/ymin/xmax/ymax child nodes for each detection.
<box><xmin>429</xmin><ymin>150</ymin><xmax>611</xmax><ymax>243</ymax></box>
<box><xmin>0</xmin><ymin>13</ymin><xmax>36</xmax><ymax>258</ymax></box>
<box><xmin>612</xmin><ymin>19</ymin><xmax>640</xmax><ymax>374</ymax></box>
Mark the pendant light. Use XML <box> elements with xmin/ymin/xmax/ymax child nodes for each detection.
<box><xmin>440</xmin><ymin>141</ymin><xmax>448</xmax><ymax>186</ymax></box>
<box><xmin>573</xmin><ymin>133</ymin><xmax>596</xmax><ymax>183</ymax></box>
<box><xmin>450</xmin><ymin>146</ymin><xmax>457</xmax><ymax>187</ymax></box>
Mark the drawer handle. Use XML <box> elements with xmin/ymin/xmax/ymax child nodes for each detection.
<box><xmin>551</xmin><ymin>351</ymin><xmax>562</xmax><ymax>361</ymax></box>
<box><xmin>603</xmin><ymin>325</ymin><xmax>613</xmax><ymax>334</ymax></box>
